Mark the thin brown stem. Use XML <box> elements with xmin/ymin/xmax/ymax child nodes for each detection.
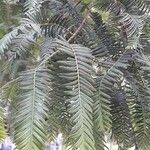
<box><xmin>68</xmin><ymin>16</ymin><xmax>87</xmax><ymax>42</ymax></box>
<box><xmin>74</xmin><ymin>0</ymin><xmax>81</xmax><ymax>8</ymax></box>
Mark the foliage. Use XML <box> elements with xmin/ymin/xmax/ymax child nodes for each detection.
<box><xmin>0</xmin><ymin>0</ymin><xmax>150</xmax><ymax>150</ymax></box>
<box><xmin>0</xmin><ymin>101</ymin><xmax>6</xmax><ymax>141</ymax></box>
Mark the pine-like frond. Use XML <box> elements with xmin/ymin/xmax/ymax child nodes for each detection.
<box><xmin>41</xmin><ymin>15</ymin><xmax>72</xmax><ymax>39</ymax></box>
<box><xmin>40</xmin><ymin>37</ymin><xmax>56</xmax><ymax>61</ymax></box>
<box><xmin>24</xmin><ymin>0</ymin><xmax>40</xmax><ymax>10</ymax></box>
<box><xmin>132</xmin><ymin>86</ymin><xmax>150</xmax><ymax>150</ymax></box>
<box><xmin>0</xmin><ymin>0</ymin><xmax>150</xmax><ymax>149</ymax></box>
<box><xmin>94</xmin><ymin>0</ymin><xmax>148</xmax><ymax>49</ymax></box>
<box><xmin>93</xmin><ymin>129</ymin><xmax>106</xmax><ymax>150</ymax></box>
<box><xmin>125</xmin><ymin>49</ymin><xmax>150</xmax><ymax>149</ymax></box>
<box><xmin>53</xmin><ymin>39</ymin><xmax>95</xmax><ymax>150</ymax></box>
<box><xmin>0</xmin><ymin>101</ymin><xmax>6</xmax><ymax>141</ymax></box>
<box><xmin>95</xmin><ymin>0</ymin><xmax>150</xmax><ymax>14</ymax></box>
<box><xmin>125</xmin><ymin>78</ymin><xmax>150</xmax><ymax>149</ymax></box>
<box><xmin>0</xmin><ymin>23</ymin><xmax>40</xmax><ymax>58</ymax></box>
<box><xmin>111</xmin><ymin>88</ymin><xmax>135</xmax><ymax>149</ymax></box>
<box><xmin>11</xmin><ymin>34</ymin><xmax>36</xmax><ymax>57</ymax></box>
<box><xmin>46</xmin><ymin>52</ymin><xmax>71</xmax><ymax>140</ymax></box>
<box><xmin>118</xmin><ymin>0</ymin><xmax>150</xmax><ymax>14</ymax></box>
<box><xmin>0</xmin><ymin>28</ymin><xmax>19</xmax><ymax>54</ymax></box>
<box><xmin>0</xmin><ymin>0</ymin><xmax>41</xmax><ymax>56</ymax></box>
<box><xmin>14</xmin><ymin>67</ymin><xmax>50</xmax><ymax>150</ymax></box>
<box><xmin>108</xmin><ymin>1</ymin><xmax>146</xmax><ymax>41</ymax></box>
<box><xmin>93</xmin><ymin>49</ymin><xmax>133</xmax><ymax>149</ymax></box>
<box><xmin>91</xmin><ymin>12</ymin><xmax>121</xmax><ymax>56</ymax></box>
<box><xmin>113</xmin><ymin>48</ymin><xmax>150</xmax><ymax>149</ymax></box>
<box><xmin>40</xmin><ymin>38</ymin><xmax>72</xmax><ymax>142</ymax></box>
<box><xmin>93</xmin><ymin>75</ymin><xmax>111</xmax><ymax>150</ymax></box>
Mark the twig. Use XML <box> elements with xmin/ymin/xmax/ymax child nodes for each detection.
<box><xmin>68</xmin><ymin>15</ymin><xmax>88</xmax><ymax>42</ymax></box>
<box><xmin>74</xmin><ymin>0</ymin><xmax>81</xmax><ymax>8</ymax></box>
